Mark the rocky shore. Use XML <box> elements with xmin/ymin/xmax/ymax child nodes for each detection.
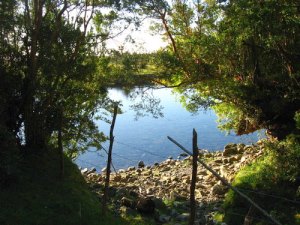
<box><xmin>81</xmin><ymin>141</ymin><xmax>265</xmax><ymax>224</ymax></box>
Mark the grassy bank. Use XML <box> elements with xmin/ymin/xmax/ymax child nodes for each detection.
<box><xmin>0</xmin><ymin>150</ymin><xmax>129</xmax><ymax>225</ymax></box>
<box><xmin>221</xmin><ymin>138</ymin><xmax>300</xmax><ymax>225</ymax></box>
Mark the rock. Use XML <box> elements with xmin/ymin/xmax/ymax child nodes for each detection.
<box><xmin>151</xmin><ymin>197</ymin><xmax>166</xmax><ymax>210</ymax></box>
<box><xmin>182</xmin><ymin>176</ymin><xmax>191</xmax><ymax>184</ymax></box>
<box><xmin>113</xmin><ymin>174</ymin><xmax>122</xmax><ymax>182</ymax></box>
<box><xmin>198</xmin><ymin>170</ymin><xmax>208</xmax><ymax>176</ymax></box>
<box><xmin>223</xmin><ymin>143</ymin><xmax>238</xmax><ymax>156</ymax></box>
<box><xmin>214</xmin><ymin>159</ymin><xmax>223</xmax><ymax>163</ymax></box>
<box><xmin>119</xmin><ymin>206</ymin><xmax>137</xmax><ymax>216</ymax></box>
<box><xmin>176</xmin><ymin>213</ymin><xmax>190</xmax><ymax>221</ymax></box>
<box><xmin>127</xmin><ymin>166</ymin><xmax>135</xmax><ymax>171</ymax></box>
<box><xmin>138</xmin><ymin>161</ymin><xmax>145</xmax><ymax>168</ymax></box>
<box><xmin>170</xmin><ymin>209</ymin><xmax>178</xmax><ymax>216</ymax></box>
<box><xmin>121</xmin><ymin>197</ymin><xmax>136</xmax><ymax>208</ymax></box>
<box><xmin>101</xmin><ymin>167</ymin><xmax>107</xmax><ymax>173</ymax></box>
<box><xmin>136</xmin><ymin>197</ymin><xmax>155</xmax><ymax>214</ymax></box>
<box><xmin>115</xmin><ymin>187</ymin><xmax>129</xmax><ymax>198</ymax></box>
<box><xmin>81</xmin><ymin>168</ymin><xmax>88</xmax><ymax>174</ymax></box>
<box><xmin>211</xmin><ymin>184</ymin><xmax>227</xmax><ymax>195</ymax></box>
<box><xmin>158</xmin><ymin>214</ymin><xmax>171</xmax><ymax>223</ymax></box>
<box><xmin>129</xmin><ymin>190</ymin><xmax>139</xmax><ymax>198</ymax></box>
<box><xmin>237</xmin><ymin>143</ymin><xmax>245</xmax><ymax>153</ymax></box>
<box><xmin>229</xmin><ymin>156</ymin><xmax>239</xmax><ymax>163</ymax></box>
<box><xmin>90</xmin><ymin>167</ymin><xmax>96</xmax><ymax>172</ymax></box>
<box><xmin>90</xmin><ymin>183</ymin><xmax>102</xmax><ymax>189</ymax></box>
<box><xmin>146</xmin><ymin>187</ymin><xmax>154</xmax><ymax>195</ymax></box>
<box><xmin>118</xmin><ymin>169</ymin><xmax>126</xmax><ymax>173</ymax></box>
<box><xmin>223</xmin><ymin>158</ymin><xmax>229</xmax><ymax>163</ymax></box>
<box><xmin>219</xmin><ymin>165</ymin><xmax>228</xmax><ymax>178</ymax></box>
<box><xmin>169</xmin><ymin>190</ymin><xmax>179</xmax><ymax>201</ymax></box>
<box><xmin>108</xmin><ymin>186</ymin><xmax>117</xmax><ymax>197</ymax></box>
<box><xmin>160</xmin><ymin>166</ymin><xmax>171</xmax><ymax>172</ymax></box>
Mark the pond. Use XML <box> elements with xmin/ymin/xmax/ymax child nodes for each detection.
<box><xmin>75</xmin><ymin>87</ymin><xmax>264</xmax><ymax>171</ymax></box>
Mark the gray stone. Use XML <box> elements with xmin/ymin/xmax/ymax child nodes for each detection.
<box><xmin>211</xmin><ymin>184</ymin><xmax>227</xmax><ymax>195</ymax></box>
<box><xmin>121</xmin><ymin>197</ymin><xmax>136</xmax><ymax>208</ymax></box>
<box><xmin>223</xmin><ymin>143</ymin><xmax>238</xmax><ymax>156</ymax></box>
<box><xmin>113</xmin><ymin>174</ymin><xmax>122</xmax><ymax>182</ymax></box>
<box><xmin>81</xmin><ymin>168</ymin><xmax>88</xmax><ymax>174</ymax></box>
<box><xmin>176</xmin><ymin>213</ymin><xmax>190</xmax><ymax>221</ymax></box>
<box><xmin>127</xmin><ymin>166</ymin><xmax>136</xmax><ymax>171</ymax></box>
<box><xmin>101</xmin><ymin>167</ymin><xmax>107</xmax><ymax>173</ymax></box>
<box><xmin>138</xmin><ymin>161</ymin><xmax>145</xmax><ymax>168</ymax></box>
<box><xmin>180</xmin><ymin>153</ymin><xmax>188</xmax><ymax>157</ymax></box>
<box><xmin>158</xmin><ymin>214</ymin><xmax>171</xmax><ymax>223</ymax></box>
<box><xmin>170</xmin><ymin>209</ymin><xmax>178</xmax><ymax>216</ymax></box>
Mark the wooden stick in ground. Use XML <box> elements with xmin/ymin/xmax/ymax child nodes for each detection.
<box><xmin>102</xmin><ymin>104</ymin><xmax>118</xmax><ymax>215</ymax></box>
<box><xmin>167</xmin><ymin>136</ymin><xmax>282</xmax><ymax>225</ymax></box>
<box><xmin>189</xmin><ymin>129</ymin><xmax>198</xmax><ymax>225</ymax></box>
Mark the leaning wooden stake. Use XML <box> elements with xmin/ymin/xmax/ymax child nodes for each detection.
<box><xmin>102</xmin><ymin>104</ymin><xmax>118</xmax><ymax>215</ymax></box>
<box><xmin>167</xmin><ymin>136</ymin><xmax>282</xmax><ymax>225</ymax></box>
<box><xmin>189</xmin><ymin>129</ymin><xmax>198</xmax><ymax>225</ymax></box>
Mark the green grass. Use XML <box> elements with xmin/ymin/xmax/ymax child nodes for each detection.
<box><xmin>0</xmin><ymin>150</ymin><xmax>129</xmax><ymax>225</ymax></box>
<box><xmin>222</xmin><ymin>140</ymin><xmax>300</xmax><ymax>225</ymax></box>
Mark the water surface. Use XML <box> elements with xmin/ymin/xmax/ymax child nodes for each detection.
<box><xmin>76</xmin><ymin>88</ymin><xmax>263</xmax><ymax>171</ymax></box>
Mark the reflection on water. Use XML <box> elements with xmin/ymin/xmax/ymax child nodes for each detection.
<box><xmin>76</xmin><ymin>87</ymin><xmax>264</xmax><ymax>171</ymax></box>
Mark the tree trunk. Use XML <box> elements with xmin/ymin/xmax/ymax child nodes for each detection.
<box><xmin>23</xmin><ymin>0</ymin><xmax>44</xmax><ymax>151</ymax></box>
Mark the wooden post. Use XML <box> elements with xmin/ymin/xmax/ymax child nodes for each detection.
<box><xmin>189</xmin><ymin>129</ymin><xmax>198</xmax><ymax>225</ymax></box>
<box><xmin>167</xmin><ymin>135</ymin><xmax>282</xmax><ymax>225</ymax></box>
<box><xmin>102</xmin><ymin>104</ymin><xmax>118</xmax><ymax>215</ymax></box>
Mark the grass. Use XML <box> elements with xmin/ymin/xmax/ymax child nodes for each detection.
<box><xmin>0</xmin><ymin>150</ymin><xmax>130</xmax><ymax>225</ymax></box>
<box><xmin>222</xmin><ymin>139</ymin><xmax>300</xmax><ymax>225</ymax></box>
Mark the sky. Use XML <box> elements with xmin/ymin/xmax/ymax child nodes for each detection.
<box><xmin>106</xmin><ymin>18</ymin><xmax>168</xmax><ymax>53</ymax></box>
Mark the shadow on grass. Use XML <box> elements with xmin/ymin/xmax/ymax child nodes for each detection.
<box><xmin>0</xmin><ymin>152</ymin><xmax>131</xmax><ymax>225</ymax></box>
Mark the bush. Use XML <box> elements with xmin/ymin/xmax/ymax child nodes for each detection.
<box><xmin>223</xmin><ymin>138</ymin><xmax>300</xmax><ymax>225</ymax></box>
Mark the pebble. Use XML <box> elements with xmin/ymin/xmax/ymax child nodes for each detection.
<box><xmin>81</xmin><ymin>142</ymin><xmax>264</xmax><ymax>224</ymax></box>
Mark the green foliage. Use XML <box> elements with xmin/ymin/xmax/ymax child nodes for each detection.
<box><xmin>264</xmin><ymin>135</ymin><xmax>300</xmax><ymax>182</ymax></box>
<box><xmin>0</xmin><ymin>0</ymin><xmax>133</xmax><ymax>157</ymax></box>
<box><xmin>142</xmin><ymin>0</ymin><xmax>300</xmax><ymax>139</ymax></box>
<box><xmin>223</xmin><ymin>138</ymin><xmax>300</xmax><ymax>225</ymax></box>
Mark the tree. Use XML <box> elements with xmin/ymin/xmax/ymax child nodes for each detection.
<box><xmin>0</xmin><ymin>0</ymin><xmax>134</xmax><ymax>158</ymax></box>
<box><xmin>140</xmin><ymin>0</ymin><xmax>300</xmax><ymax>139</ymax></box>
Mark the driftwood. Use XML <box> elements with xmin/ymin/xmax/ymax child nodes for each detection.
<box><xmin>167</xmin><ymin>135</ymin><xmax>282</xmax><ymax>225</ymax></box>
